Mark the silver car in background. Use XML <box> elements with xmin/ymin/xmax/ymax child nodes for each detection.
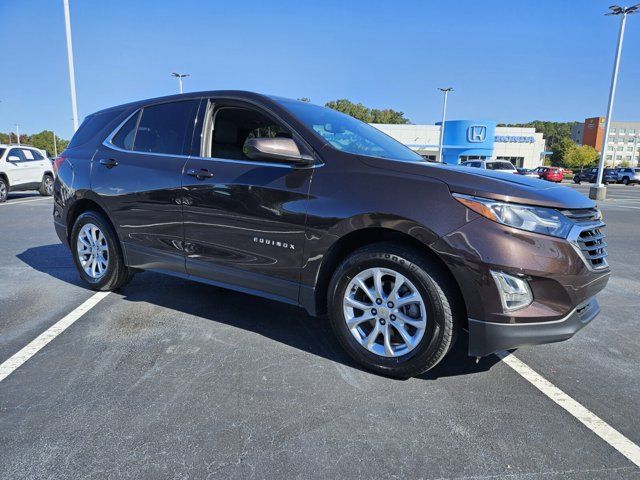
<box><xmin>616</xmin><ymin>167</ymin><xmax>640</xmax><ymax>185</ymax></box>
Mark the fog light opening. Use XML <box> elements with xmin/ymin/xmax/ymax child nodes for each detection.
<box><xmin>490</xmin><ymin>271</ymin><xmax>533</xmax><ymax>312</ymax></box>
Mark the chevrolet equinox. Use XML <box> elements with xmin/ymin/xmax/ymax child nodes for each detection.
<box><xmin>53</xmin><ymin>92</ymin><xmax>610</xmax><ymax>377</ymax></box>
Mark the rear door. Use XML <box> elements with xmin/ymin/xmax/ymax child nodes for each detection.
<box><xmin>20</xmin><ymin>148</ymin><xmax>46</xmax><ymax>184</ymax></box>
<box><xmin>181</xmin><ymin>99</ymin><xmax>314</xmax><ymax>304</ymax></box>
<box><xmin>92</xmin><ymin>99</ymin><xmax>199</xmax><ymax>273</ymax></box>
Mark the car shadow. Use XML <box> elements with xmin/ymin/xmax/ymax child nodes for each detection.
<box><xmin>18</xmin><ymin>243</ymin><xmax>501</xmax><ymax>380</ymax></box>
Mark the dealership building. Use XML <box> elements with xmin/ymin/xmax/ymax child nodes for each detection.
<box><xmin>571</xmin><ymin>116</ymin><xmax>640</xmax><ymax>166</ymax></box>
<box><xmin>373</xmin><ymin>121</ymin><xmax>547</xmax><ymax>168</ymax></box>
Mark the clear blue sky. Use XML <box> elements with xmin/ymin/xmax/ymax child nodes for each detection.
<box><xmin>1</xmin><ymin>0</ymin><xmax>639</xmax><ymax>140</ymax></box>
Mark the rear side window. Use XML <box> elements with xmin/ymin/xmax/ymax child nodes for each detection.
<box><xmin>29</xmin><ymin>149</ymin><xmax>45</xmax><ymax>160</ymax></box>
<box><xmin>68</xmin><ymin>108</ymin><xmax>125</xmax><ymax>148</ymax></box>
<box><xmin>133</xmin><ymin>101</ymin><xmax>198</xmax><ymax>155</ymax></box>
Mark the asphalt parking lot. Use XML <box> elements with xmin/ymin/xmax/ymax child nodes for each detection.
<box><xmin>0</xmin><ymin>183</ymin><xmax>639</xmax><ymax>479</ymax></box>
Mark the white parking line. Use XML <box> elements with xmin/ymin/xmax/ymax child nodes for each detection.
<box><xmin>0</xmin><ymin>291</ymin><xmax>110</xmax><ymax>383</ymax></box>
<box><xmin>0</xmin><ymin>197</ymin><xmax>52</xmax><ymax>206</ymax></box>
<box><xmin>497</xmin><ymin>351</ymin><xmax>640</xmax><ymax>468</ymax></box>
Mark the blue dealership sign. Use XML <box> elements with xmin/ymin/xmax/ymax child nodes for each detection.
<box><xmin>436</xmin><ymin>120</ymin><xmax>497</xmax><ymax>164</ymax></box>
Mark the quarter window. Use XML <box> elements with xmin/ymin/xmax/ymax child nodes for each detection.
<box><xmin>112</xmin><ymin>111</ymin><xmax>140</xmax><ymax>150</ymax></box>
<box><xmin>68</xmin><ymin>108</ymin><xmax>125</xmax><ymax>148</ymax></box>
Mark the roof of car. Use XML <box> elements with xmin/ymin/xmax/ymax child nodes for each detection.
<box><xmin>91</xmin><ymin>90</ymin><xmax>291</xmax><ymax>116</ymax></box>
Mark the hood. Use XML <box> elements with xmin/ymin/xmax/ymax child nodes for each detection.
<box><xmin>358</xmin><ymin>156</ymin><xmax>595</xmax><ymax>210</ymax></box>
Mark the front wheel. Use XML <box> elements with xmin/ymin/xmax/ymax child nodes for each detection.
<box><xmin>328</xmin><ymin>243</ymin><xmax>459</xmax><ymax>378</ymax></box>
<box><xmin>622</xmin><ymin>177</ymin><xmax>630</xmax><ymax>185</ymax></box>
<box><xmin>39</xmin><ymin>174</ymin><xmax>54</xmax><ymax>196</ymax></box>
<box><xmin>573</xmin><ymin>176</ymin><xmax>580</xmax><ymax>184</ymax></box>
<box><xmin>71</xmin><ymin>211</ymin><xmax>133</xmax><ymax>291</ymax></box>
<box><xmin>0</xmin><ymin>177</ymin><xmax>7</xmax><ymax>202</ymax></box>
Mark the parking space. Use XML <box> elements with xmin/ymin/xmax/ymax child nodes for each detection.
<box><xmin>1</xmin><ymin>187</ymin><xmax>639</xmax><ymax>479</ymax></box>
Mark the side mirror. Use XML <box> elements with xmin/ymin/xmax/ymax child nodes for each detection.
<box><xmin>245</xmin><ymin>137</ymin><xmax>313</xmax><ymax>167</ymax></box>
<box><xmin>7</xmin><ymin>155</ymin><xmax>20</xmax><ymax>162</ymax></box>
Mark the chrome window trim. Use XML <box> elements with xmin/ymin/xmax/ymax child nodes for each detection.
<box><xmin>102</xmin><ymin>96</ymin><xmax>323</xmax><ymax>170</ymax></box>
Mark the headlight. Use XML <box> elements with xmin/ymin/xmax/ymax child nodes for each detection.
<box><xmin>453</xmin><ymin>193</ymin><xmax>573</xmax><ymax>238</ymax></box>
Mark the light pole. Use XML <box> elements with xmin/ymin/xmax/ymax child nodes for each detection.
<box><xmin>15</xmin><ymin>124</ymin><xmax>20</xmax><ymax>146</ymax></box>
<box><xmin>171</xmin><ymin>72</ymin><xmax>190</xmax><ymax>94</ymax></box>
<box><xmin>62</xmin><ymin>0</ymin><xmax>79</xmax><ymax>132</ymax></box>
<box><xmin>437</xmin><ymin>87</ymin><xmax>453</xmax><ymax>163</ymax></box>
<box><xmin>590</xmin><ymin>4</ymin><xmax>639</xmax><ymax>200</ymax></box>
<box><xmin>53</xmin><ymin>131</ymin><xmax>58</xmax><ymax>158</ymax></box>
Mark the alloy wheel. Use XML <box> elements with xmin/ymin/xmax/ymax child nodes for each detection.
<box><xmin>76</xmin><ymin>223</ymin><xmax>109</xmax><ymax>279</ymax></box>
<box><xmin>44</xmin><ymin>176</ymin><xmax>53</xmax><ymax>195</ymax></box>
<box><xmin>342</xmin><ymin>267</ymin><xmax>427</xmax><ymax>358</ymax></box>
<box><xmin>0</xmin><ymin>182</ymin><xmax>6</xmax><ymax>201</ymax></box>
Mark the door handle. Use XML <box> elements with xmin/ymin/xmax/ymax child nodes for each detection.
<box><xmin>186</xmin><ymin>168</ymin><xmax>214</xmax><ymax>180</ymax></box>
<box><xmin>99</xmin><ymin>158</ymin><xmax>119</xmax><ymax>169</ymax></box>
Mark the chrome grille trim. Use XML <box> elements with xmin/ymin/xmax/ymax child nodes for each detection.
<box><xmin>567</xmin><ymin>216</ymin><xmax>608</xmax><ymax>270</ymax></box>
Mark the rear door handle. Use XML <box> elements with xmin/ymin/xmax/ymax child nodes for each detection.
<box><xmin>186</xmin><ymin>168</ymin><xmax>214</xmax><ymax>180</ymax></box>
<box><xmin>99</xmin><ymin>158</ymin><xmax>119</xmax><ymax>169</ymax></box>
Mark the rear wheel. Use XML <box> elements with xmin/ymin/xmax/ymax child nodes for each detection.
<box><xmin>328</xmin><ymin>243</ymin><xmax>459</xmax><ymax>378</ymax></box>
<box><xmin>0</xmin><ymin>177</ymin><xmax>7</xmax><ymax>202</ymax></box>
<box><xmin>39</xmin><ymin>174</ymin><xmax>54</xmax><ymax>196</ymax></box>
<box><xmin>573</xmin><ymin>176</ymin><xmax>580</xmax><ymax>184</ymax></box>
<box><xmin>71</xmin><ymin>211</ymin><xmax>133</xmax><ymax>290</ymax></box>
<box><xmin>622</xmin><ymin>177</ymin><xmax>630</xmax><ymax>185</ymax></box>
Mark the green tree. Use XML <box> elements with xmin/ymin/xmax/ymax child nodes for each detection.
<box><xmin>549</xmin><ymin>137</ymin><xmax>578</xmax><ymax>166</ymax></box>
<box><xmin>370</xmin><ymin>108</ymin><xmax>410</xmax><ymax>124</ymax></box>
<box><xmin>27</xmin><ymin>130</ymin><xmax>69</xmax><ymax>157</ymax></box>
<box><xmin>564</xmin><ymin>144</ymin><xmax>599</xmax><ymax>170</ymax></box>
<box><xmin>324</xmin><ymin>99</ymin><xmax>410</xmax><ymax>124</ymax></box>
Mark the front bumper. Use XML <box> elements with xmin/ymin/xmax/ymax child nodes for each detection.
<box><xmin>468</xmin><ymin>297</ymin><xmax>600</xmax><ymax>357</ymax></box>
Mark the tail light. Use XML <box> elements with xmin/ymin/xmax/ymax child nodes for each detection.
<box><xmin>53</xmin><ymin>155</ymin><xmax>66</xmax><ymax>174</ymax></box>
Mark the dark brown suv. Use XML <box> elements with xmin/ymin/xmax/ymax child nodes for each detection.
<box><xmin>52</xmin><ymin>91</ymin><xmax>610</xmax><ymax>377</ymax></box>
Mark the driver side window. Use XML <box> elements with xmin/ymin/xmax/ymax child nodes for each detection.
<box><xmin>207</xmin><ymin>106</ymin><xmax>292</xmax><ymax>161</ymax></box>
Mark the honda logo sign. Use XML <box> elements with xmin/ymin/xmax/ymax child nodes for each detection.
<box><xmin>467</xmin><ymin>125</ymin><xmax>487</xmax><ymax>143</ymax></box>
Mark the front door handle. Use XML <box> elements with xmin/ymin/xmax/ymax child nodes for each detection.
<box><xmin>186</xmin><ymin>168</ymin><xmax>214</xmax><ymax>180</ymax></box>
<box><xmin>99</xmin><ymin>158</ymin><xmax>119</xmax><ymax>169</ymax></box>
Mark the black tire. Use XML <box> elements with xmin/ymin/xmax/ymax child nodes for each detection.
<box><xmin>622</xmin><ymin>177</ymin><xmax>630</xmax><ymax>186</ymax></box>
<box><xmin>0</xmin><ymin>177</ymin><xmax>7</xmax><ymax>202</ymax></box>
<box><xmin>327</xmin><ymin>242</ymin><xmax>460</xmax><ymax>378</ymax></box>
<box><xmin>39</xmin><ymin>174</ymin><xmax>54</xmax><ymax>196</ymax></box>
<box><xmin>70</xmin><ymin>210</ymin><xmax>133</xmax><ymax>291</ymax></box>
<box><xmin>573</xmin><ymin>176</ymin><xmax>580</xmax><ymax>184</ymax></box>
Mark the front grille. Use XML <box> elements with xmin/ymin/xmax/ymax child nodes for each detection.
<box><xmin>561</xmin><ymin>208</ymin><xmax>600</xmax><ymax>223</ymax></box>
<box><xmin>576</xmin><ymin>226</ymin><xmax>608</xmax><ymax>269</ymax></box>
<box><xmin>563</xmin><ymin>208</ymin><xmax>607</xmax><ymax>269</ymax></box>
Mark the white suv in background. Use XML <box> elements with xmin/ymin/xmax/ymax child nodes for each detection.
<box><xmin>459</xmin><ymin>159</ymin><xmax>518</xmax><ymax>173</ymax></box>
<box><xmin>0</xmin><ymin>145</ymin><xmax>55</xmax><ymax>202</ymax></box>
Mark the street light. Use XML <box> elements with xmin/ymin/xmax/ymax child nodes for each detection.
<box><xmin>62</xmin><ymin>0</ymin><xmax>79</xmax><ymax>132</ymax></box>
<box><xmin>437</xmin><ymin>87</ymin><xmax>453</xmax><ymax>163</ymax></box>
<box><xmin>590</xmin><ymin>3</ymin><xmax>639</xmax><ymax>200</ymax></box>
<box><xmin>171</xmin><ymin>72</ymin><xmax>190</xmax><ymax>94</ymax></box>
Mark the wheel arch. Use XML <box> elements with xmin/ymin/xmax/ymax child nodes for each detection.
<box><xmin>66</xmin><ymin>197</ymin><xmax>117</xmax><ymax>244</ymax></box>
<box><xmin>0</xmin><ymin>172</ymin><xmax>9</xmax><ymax>188</ymax></box>
<box><xmin>309</xmin><ymin>227</ymin><xmax>467</xmax><ymax>321</ymax></box>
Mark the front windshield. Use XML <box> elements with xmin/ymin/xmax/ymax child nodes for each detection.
<box><xmin>276</xmin><ymin>99</ymin><xmax>424</xmax><ymax>162</ymax></box>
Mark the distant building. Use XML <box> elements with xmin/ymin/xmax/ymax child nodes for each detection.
<box><xmin>575</xmin><ymin>117</ymin><xmax>640</xmax><ymax>166</ymax></box>
<box><xmin>372</xmin><ymin>121</ymin><xmax>546</xmax><ymax>168</ymax></box>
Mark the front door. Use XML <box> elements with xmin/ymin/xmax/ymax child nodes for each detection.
<box><xmin>5</xmin><ymin>148</ymin><xmax>29</xmax><ymax>186</ymax></box>
<box><xmin>92</xmin><ymin>99</ymin><xmax>200</xmax><ymax>273</ymax></box>
<box><xmin>181</xmin><ymin>101</ymin><xmax>314</xmax><ymax>304</ymax></box>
